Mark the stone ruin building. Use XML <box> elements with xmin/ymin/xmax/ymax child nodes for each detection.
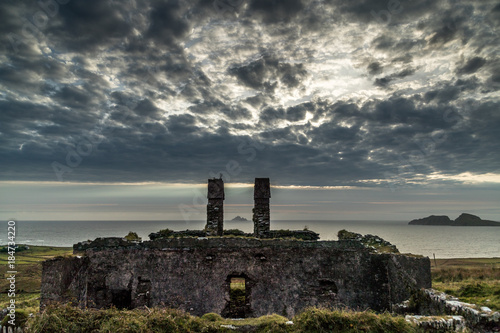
<box><xmin>40</xmin><ymin>177</ymin><xmax>432</xmax><ymax>319</ymax></box>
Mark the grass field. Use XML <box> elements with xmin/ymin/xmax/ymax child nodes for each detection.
<box><xmin>0</xmin><ymin>246</ymin><xmax>498</xmax><ymax>331</ymax></box>
<box><xmin>431</xmin><ymin>257</ymin><xmax>500</xmax><ymax>311</ymax></box>
<box><xmin>0</xmin><ymin>245</ymin><xmax>72</xmax><ymax>314</ymax></box>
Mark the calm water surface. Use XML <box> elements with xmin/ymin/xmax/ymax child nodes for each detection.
<box><xmin>3</xmin><ymin>220</ymin><xmax>499</xmax><ymax>259</ymax></box>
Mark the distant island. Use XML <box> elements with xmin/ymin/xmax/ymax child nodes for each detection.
<box><xmin>230</xmin><ymin>216</ymin><xmax>248</xmax><ymax>222</ymax></box>
<box><xmin>409</xmin><ymin>213</ymin><xmax>500</xmax><ymax>226</ymax></box>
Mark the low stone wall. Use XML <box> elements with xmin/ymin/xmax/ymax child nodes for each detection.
<box><xmin>399</xmin><ymin>289</ymin><xmax>500</xmax><ymax>332</ymax></box>
<box><xmin>43</xmin><ymin>237</ymin><xmax>431</xmax><ymax>318</ymax></box>
<box><xmin>405</xmin><ymin>315</ymin><xmax>466</xmax><ymax>332</ymax></box>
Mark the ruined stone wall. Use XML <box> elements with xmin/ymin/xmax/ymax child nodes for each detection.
<box><xmin>41</xmin><ymin>238</ymin><xmax>431</xmax><ymax>318</ymax></box>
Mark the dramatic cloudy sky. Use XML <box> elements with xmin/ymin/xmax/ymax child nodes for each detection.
<box><xmin>1</xmin><ymin>0</ymin><xmax>499</xmax><ymax>221</ymax></box>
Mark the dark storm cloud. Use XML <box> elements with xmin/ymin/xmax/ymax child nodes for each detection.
<box><xmin>259</xmin><ymin>106</ymin><xmax>286</xmax><ymax>124</ymax></box>
<box><xmin>339</xmin><ymin>0</ymin><xmax>436</xmax><ymax>23</ymax></box>
<box><xmin>424</xmin><ymin>6</ymin><xmax>476</xmax><ymax>48</ymax></box>
<box><xmin>456</xmin><ymin>57</ymin><xmax>487</xmax><ymax>75</ymax></box>
<box><xmin>0</xmin><ymin>93</ymin><xmax>498</xmax><ymax>186</ymax></box>
<box><xmin>286</xmin><ymin>104</ymin><xmax>310</xmax><ymax>122</ymax></box>
<box><xmin>424</xmin><ymin>78</ymin><xmax>480</xmax><ymax>104</ymax></box>
<box><xmin>228</xmin><ymin>55</ymin><xmax>307</xmax><ymax>91</ymax></box>
<box><xmin>374</xmin><ymin>67</ymin><xmax>416</xmax><ymax>88</ymax></box>
<box><xmin>166</xmin><ymin>114</ymin><xmax>199</xmax><ymax>135</ymax></box>
<box><xmin>47</xmin><ymin>0</ymin><xmax>133</xmax><ymax>52</ymax></box>
<box><xmin>146</xmin><ymin>0</ymin><xmax>190</xmax><ymax>47</ymax></box>
<box><xmin>367</xmin><ymin>62</ymin><xmax>383</xmax><ymax>75</ymax></box>
<box><xmin>309</xmin><ymin>122</ymin><xmax>360</xmax><ymax>144</ymax></box>
<box><xmin>248</xmin><ymin>0</ymin><xmax>304</xmax><ymax>24</ymax></box>
<box><xmin>0</xmin><ymin>0</ymin><xmax>499</xmax><ymax>187</ymax></box>
<box><xmin>53</xmin><ymin>85</ymin><xmax>94</xmax><ymax>109</ymax></box>
<box><xmin>134</xmin><ymin>99</ymin><xmax>161</xmax><ymax>118</ymax></box>
<box><xmin>220</xmin><ymin>106</ymin><xmax>253</xmax><ymax>120</ymax></box>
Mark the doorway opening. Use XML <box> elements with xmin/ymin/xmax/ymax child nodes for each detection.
<box><xmin>222</xmin><ymin>275</ymin><xmax>252</xmax><ymax>318</ymax></box>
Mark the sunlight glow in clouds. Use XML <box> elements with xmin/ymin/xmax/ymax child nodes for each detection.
<box><xmin>428</xmin><ymin>172</ymin><xmax>500</xmax><ymax>184</ymax></box>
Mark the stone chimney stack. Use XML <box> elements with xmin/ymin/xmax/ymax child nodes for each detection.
<box><xmin>253</xmin><ymin>178</ymin><xmax>271</xmax><ymax>238</ymax></box>
<box><xmin>206</xmin><ymin>178</ymin><xmax>224</xmax><ymax>236</ymax></box>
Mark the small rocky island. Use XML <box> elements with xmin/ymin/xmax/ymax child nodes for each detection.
<box><xmin>230</xmin><ymin>216</ymin><xmax>248</xmax><ymax>222</ymax></box>
<box><xmin>409</xmin><ymin>213</ymin><xmax>500</xmax><ymax>226</ymax></box>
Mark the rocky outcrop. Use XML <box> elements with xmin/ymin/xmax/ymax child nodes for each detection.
<box><xmin>409</xmin><ymin>213</ymin><xmax>500</xmax><ymax>226</ymax></box>
<box><xmin>409</xmin><ymin>215</ymin><xmax>452</xmax><ymax>225</ymax></box>
<box><xmin>454</xmin><ymin>213</ymin><xmax>500</xmax><ymax>226</ymax></box>
<box><xmin>231</xmin><ymin>216</ymin><xmax>248</xmax><ymax>221</ymax></box>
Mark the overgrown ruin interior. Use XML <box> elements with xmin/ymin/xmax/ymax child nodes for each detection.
<box><xmin>40</xmin><ymin>178</ymin><xmax>432</xmax><ymax>318</ymax></box>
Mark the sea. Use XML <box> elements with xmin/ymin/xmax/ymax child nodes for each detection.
<box><xmin>3</xmin><ymin>220</ymin><xmax>499</xmax><ymax>259</ymax></box>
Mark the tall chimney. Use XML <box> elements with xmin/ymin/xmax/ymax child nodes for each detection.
<box><xmin>206</xmin><ymin>178</ymin><xmax>224</xmax><ymax>236</ymax></box>
<box><xmin>253</xmin><ymin>178</ymin><xmax>271</xmax><ymax>238</ymax></box>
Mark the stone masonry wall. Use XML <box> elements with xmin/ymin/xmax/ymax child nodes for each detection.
<box><xmin>41</xmin><ymin>238</ymin><xmax>431</xmax><ymax>318</ymax></box>
<box><xmin>253</xmin><ymin>198</ymin><xmax>270</xmax><ymax>237</ymax></box>
<box><xmin>206</xmin><ymin>178</ymin><xmax>224</xmax><ymax>236</ymax></box>
<box><xmin>206</xmin><ymin>199</ymin><xmax>223</xmax><ymax>236</ymax></box>
<box><xmin>253</xmin><ymin>178</ymin><xmax>271</xmax><ymax>237</ymax></box>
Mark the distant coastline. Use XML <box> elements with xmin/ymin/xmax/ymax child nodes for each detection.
<box><xmin>409</xmin><ymin>213</ymin><xmax>500</xmax><ymax>226</ymax></box>
<box><xmin>7</xmin><ymin>220</ymin><xmax>500</xmax><ymax>258</ymax></box>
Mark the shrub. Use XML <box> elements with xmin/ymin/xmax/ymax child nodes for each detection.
<box><xmin>25</xmin><ymin>304</ymin><xmax>223</xmax><ymax>333</ymax></box>
<box><xmin>200</xmin><ymin>312</ymin><xmax>223</xmax><ymax>322</ymax></box>
<box><xmin>293</xmin><ymin>308</ymin><xmax>418</xmax><ymax>333</ymax></box>
<box><xmin>0</xmin><ymin>244</ymin><xmax>30</xmax><ymax>252</ymax></box>
<box><xmin>224</xmin><ymin>229</ymin><xmax>247</xmax><ymax>236</ymax></box>
<box><xmin>124</xmin><ymin>232</ymin><xmax>141</xmax><ymax>242</ymax></box>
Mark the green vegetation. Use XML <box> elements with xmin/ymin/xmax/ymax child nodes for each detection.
<box><xmin>23</xmin><ymin>305</ymin><xmax>422</xmax><ymax>333</ymax></box>
<box><xmin>0</xmin><ymin>245</ymin><xmax>72</xmax><ymax>314</ymax></box>
<box><xmin>149</xmin><ymin>228</ymin><xmax>206</xmax><ymax>240</ymax></box>
<box><xmin>292</xmin><ymin>308</ymin><xmax>418</xmax><ymax>333</ymax></box>
<box><xmin>337</xmin><ymin>230</ymin><xmax>399</xmax><ymax>253</ymax></box>
<box><xmin>0</xmin><ymin>245</ymin><xmax>72</xmax><ymax>265</ymax></box>
<box><xmin>0</xmin><ymin>244</ymin><xmax>30</xmax><ymax>253</ymax></box>
<box><xmin>149</xmin><ymin>228</ymin><xmax>320</xmax><ymax>240</ymax></box>
<box><xmin>25</xmin><ymin>305</ymin><xmax>226</xmax><ymax>332</ymax></box>
<box><xmin>224</xmin><ymin>229</ymin><xmax>247</xmax><ymax>236</ymax></box>
<box><xmin>431</xmin><ymin>258</ymin><xmax>500</xmax><ymax>311</ymax></box>
<box><xmin>265</xmin><ymin>229</ymin><xmax>320</xmax><ymax>241</ymax></box>
<box><xmin>124</xmin><ymin>231</ymin><xmax>141</xmax><ymax>242</ymax></box>
<box><xmin>1</xmin><ymin>309</ymin><xmax>30</xmax><ymax>328</ymax></box>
